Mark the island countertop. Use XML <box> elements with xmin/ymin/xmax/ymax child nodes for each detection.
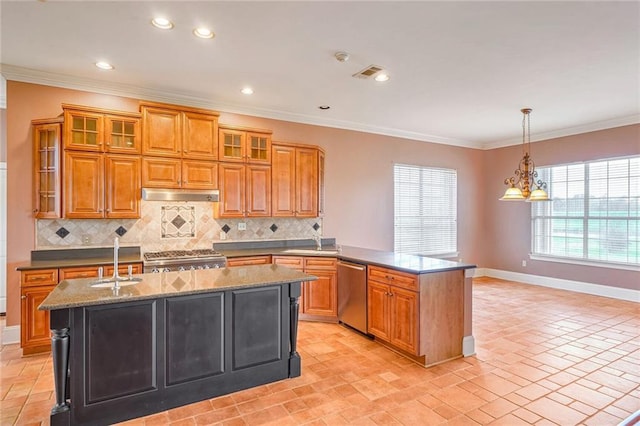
<box><xmin>39</xmin><ymin>264</ymin><xmax>316</xmax><ymax>310</ymax></box>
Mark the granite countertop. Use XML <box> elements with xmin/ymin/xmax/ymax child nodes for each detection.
<box><xmin>219</xmin><ymin>244</ymin><xmax>476</xmax><ymax>275</ymax></box>
<box><xmin>39</xmin><ymin>264</ymin><xmax>315</xmax><ymax>311</ymax></box>
<box><xmin>18</xmin><ymin>254</ymin><xmax>144</xmax><ymax>271</ymax></box>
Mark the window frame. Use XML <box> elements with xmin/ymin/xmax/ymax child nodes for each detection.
<box><xmin>530</xmin><ymin>155</ymin><xmax>639</xmax><ymax>270</ymax></box>
<box><xmin>393</xmin><ymin>163</ymin><xmax>458</xmax><ymax>257</ymax></box>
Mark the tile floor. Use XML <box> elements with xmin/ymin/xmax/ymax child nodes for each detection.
<box><xmin>1</xmin><ymin>277</ymin><xmax>638</xmax><ymax>425</ymax></box>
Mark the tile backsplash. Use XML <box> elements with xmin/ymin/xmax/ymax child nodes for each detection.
<box><xmin>36</xmin><ymin>201</ymin><xmax>322</xmax><ymax>251</ymax></box>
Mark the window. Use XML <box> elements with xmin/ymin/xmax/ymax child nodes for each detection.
<box><xmin>394</xmin><ymin>164</ymin><xmax>457</xmax><ymax>256</ymax></box>
<box><xmin>532</xmin><ymin>156</ymin><xmax>639</xmax><ymax>267</ymax></box>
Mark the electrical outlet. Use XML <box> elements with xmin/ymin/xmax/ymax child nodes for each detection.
<box><xmin>522</xmin><ymin>260</ymin><xmax>527</xmax><ymax>267</ymax></box>
<box><xmin>82</xmin><ymin>234</ymin><xmax>91</xmax><ymax>245</ymax></box>
<box><xmin>219</xmin><ymin>231</ymin><xmax>227</xmax><ymax>240</ymax></box>
<box><xmin>238</xmin><ymin>222</ymin><xmax>247</xmax><ymax>231</ymax></box>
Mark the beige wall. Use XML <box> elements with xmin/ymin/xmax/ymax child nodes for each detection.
<box><xmin>482</xmin><ymin>124</ymin><xmax>640</xmax><ymax>290</ymax></box>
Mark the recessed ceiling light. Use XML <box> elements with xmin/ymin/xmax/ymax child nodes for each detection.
<box><xmin>193</xmin><ymin>27</ymin><xmax>215</xmax><ymax>39</ymax></box>
<box><xmin>318</xmin><ymin>105</ymin><xmax>330</xmax><ymax>110</ymax></box>
<box><xmin>241</xmin><ymin>87</ymin><xmax>254</xmax><ymax>95</ymax></box>
<box><xmin>95</xmin><ymin>61</ymin><xmax>114</xmax><ymax>70</ymax></box>
<box><xmin>374</xmin><ymin>73</ymin><xmax>390</xmax><ymax>82</ymax></box>
<box><xmin>151</xmin><ymin>17</ymin><xmax>174</xmax><ymax>30</ymax></box>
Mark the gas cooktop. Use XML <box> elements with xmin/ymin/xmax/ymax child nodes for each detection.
<box><xmin>143</xmin><ymin>249</ymin><xmax>223</xmax><ymax>261</ymax></box>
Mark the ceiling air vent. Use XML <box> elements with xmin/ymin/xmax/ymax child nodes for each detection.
<box><xmin>352</xmin><ymin>65</ymin><xmax>383</xmax><ymax>79</ymax></box>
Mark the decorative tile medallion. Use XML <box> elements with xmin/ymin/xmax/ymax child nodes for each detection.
<box><xmin>270</xmin><ymin>224</ymin><xmax>278</xmax><ymax>232</ymax></box>
<box><xmin>115</xmin><ymin>226</ymin><xmax>128</xmax><ymax>237</ymax></box>
<box><xmin>161</xmin><ymin>206</ymin><xmax>195</xmax><ymax>238</ymax></box>
<box><xmin>221</xmin><ymin>224</ymin><xmax>231</xmax><ymax>233</ymax></box>
<box><xmin>312</xmin><ymin>223</ymin><xmax>320</xmax><ymax>231</ymax></box>
<box><xmin>56</xmin><ymin>227</ymin><xmax>70</xmax><ymax>239</ymax></box>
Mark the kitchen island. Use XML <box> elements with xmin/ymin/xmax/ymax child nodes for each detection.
<box><xmin>39</xmin><ymin>264</ymin><xmax>314</xmax><ymax>426</ymax></box>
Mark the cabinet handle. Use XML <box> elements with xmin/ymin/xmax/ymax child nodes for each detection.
<box><xmin>105</xmin><ymin>209</ymin><xmax>110</xmax><ymax>213</ymax></box>
<box><xmin>21</xmin><ymin>296</ymin><xmax>26</xmax><ymax>300</ymax></box>
<box><xmin>33</xmin><ymin>209</ymin><xmax>38</xmax><ymax>213</ymax></box>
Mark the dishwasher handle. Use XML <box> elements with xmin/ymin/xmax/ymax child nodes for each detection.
<box><xmin>337</xmin><ymin>261</ymin><xmax>366</xmax><ymax>271</ymax></box>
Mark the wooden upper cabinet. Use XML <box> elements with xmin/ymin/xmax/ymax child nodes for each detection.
<box><xmin>64</xmin><ymin>151</ymin><xmax>104</xmax><ymax>218</ymax></box>
<box><xmin>271</xmin><ymin>143</ymin><xmax>319</xmax><ymax>217</ymax></box>
<box><xmin>296</xmin><ymin>147</ymin><xmax>318</xmax><ymax>217</ymax></box>
<box><xmin>64</xmin><ymin>152</ymin><xmax>140</xmax><ymax>219</ymax></box>
<box><xmin>271</xmin><ymin>145</ymin><xmax>296</xmax><ymax>216</ymax></box>
<box><xmin>63</xmin><ymin>105</ymin><xmax>141</xmax><ymax>153</ymax></box>
<box><xmin>105</xmin><ymin>155</ymin><xmax>140</xmax><ymax>218</ymax></box>
<box><xmin>217</xmin><ymin>163</ymin><xmax>271</xmax><ymax>218</ymax></box>
<box><xmin>218</xmin><ymin>163</ymin><xmax>245</xmax><ymax>218</ymax></box>
<box><xmin>318</xmin><ymin>149</ymin><xmax>325</xmax><ymax>217</ymax></box>
<box><xmin>218</xmin><ymin>125</ymin><xmax>271</xmax><ymax>163</ymax></box>
<box><xmin>32</xmin><ymin>119</ymin><xmax>62</xmax><ymax>218</ymax></box>
<box><xmin>246</xmin><ymin>165</ymin><xmax>271</xmax><ymax>217</ymax></box>
<box><xmin>182</xmin><ymin>160</ymin><xmax>218</xmax><ymax>189</ymax></box>
<box><xmin>182</xmin><ymin>111</ymin><xmax>218</xmax><ymax>160</ymax></box>
<box><xmin>142</xmin><ymin>157</ymin><xmax>181</xmax><ymax>189</ymax></box>
<box><xmin>141</xmin><ymin>102</ymin><xmax>219</xmax><ymax>159</ymax></box>
<box><xmin>104</xmin><ymin>114</ymin><xmax>141</xmax><ymax>154</ymax></box>
<box><xmin>142</xmin><ymin>106</ymin><xmax>182</xmax><ymax>157</ymax></box>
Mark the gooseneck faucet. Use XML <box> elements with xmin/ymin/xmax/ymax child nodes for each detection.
<box><xmin>112</xmin><ymin>237</ymin><xmax>122</xmax><ymax>286</ymax></box>
<box><xmin>314</xmin><ymin>235</ymin><xmax>322</xmax><ymax>250</ymax></box>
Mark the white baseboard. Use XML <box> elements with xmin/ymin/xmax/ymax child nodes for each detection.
<box><xmin>462</xmin><ymin>335</ymin><xmax>475</xmax><ymax>357</ymax></box>
<box><xmin>475</xmin><ymin>268</ymin><xmax>639</xmax><ymax>303</ymax></box>
<box><xmin>1</xmin><ymin>325</ymin><xmax>19</xmax><ymax>345</ymax></box>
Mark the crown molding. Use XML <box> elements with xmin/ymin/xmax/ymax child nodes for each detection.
<box><xmin>481</xmin><ymin>113</ymin><xmax>640</xmax><ymax>150</ymax></box>
<box><xmin>0</xmin><ymin>64</ymin><xmax>476</xmax><ymax>149</ymax></box>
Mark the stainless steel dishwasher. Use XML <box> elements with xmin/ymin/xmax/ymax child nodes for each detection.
<box><xmin>337</xmin><ymin>260</ymin><xmax>368</xmax><ymax>334</ymax></box>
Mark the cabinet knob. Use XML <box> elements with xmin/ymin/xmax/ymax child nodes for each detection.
<box><xmin>33</xmin><ymin>209</ymin><xmax>38</xmax><ymax>213</ymax></box>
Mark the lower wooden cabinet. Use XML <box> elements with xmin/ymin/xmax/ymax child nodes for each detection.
<box><xmin>20</xmin><ymin>263</ymin><xmax>142</xmax><ymax>354</ymax></box>
<box><xmin>272</xmin><ymin>256</ymin><xmax>337</xmax><ymax>321</ymax></box>
<box><xmin>367</xmin><ymin>265</ymin><xmax>465</xmax><ymax>365</ymax></box>
<box><xmin>226</xmin><ymin>256</ymin><xmax>272</xmax><ymax>267</ymax></box>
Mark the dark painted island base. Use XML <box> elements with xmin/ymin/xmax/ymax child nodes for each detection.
<box><xmin>48</xmin><ymin>282</ymin><xmax>301</xmax><ymax>426</ymax></box>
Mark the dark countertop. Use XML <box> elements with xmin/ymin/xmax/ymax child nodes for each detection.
<box><xmin>220</xmin><ymin>244</ymin><xmax>476</xmax><ymax>275</ymax></box>
<box><xmin>39</xmin><ymin>264</ymin><xmax>315</xmax><ymax>310</ymax></box>
<box><xmin>16</xmin><ymin>246</ymin><xmax>143</xmax><ymax>271</ymax></box>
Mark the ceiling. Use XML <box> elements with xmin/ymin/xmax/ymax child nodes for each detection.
<box><xmin>1</xmin><ymin>1</ymin><xmax>638</xmax><ymax>149</ymax></box>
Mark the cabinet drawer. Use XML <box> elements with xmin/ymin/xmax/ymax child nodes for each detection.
<box><xmin>59</xmin><ymin>266</ymin><xmax>100</xmax><ymax>280</ymax></box>
<box><xmin>21</xmin><ymin>269</ymin><xmax>58</xmax><ymax>287</ymax></box>
<box><xmin>272</xmin><ymin>256</ymin><xmax>304</xmax><ymax>270</ymax></box>
<box><xmin>304</xmin><ymin>257</ymin><xmax>337</xmax><ymax>270</ymax></box>
<box><xmin>368</xmin><ymin>265</ymin><xmax>418</xmax><ymax>291</ymax></box>
<box><xmin>226</xmin><ymin>256</ymin><xmax>272</xmax><ymax>267</ymax></box>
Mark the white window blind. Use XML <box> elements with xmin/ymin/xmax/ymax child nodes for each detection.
<box><xmin>532</xmin><ymin>156</ymin><xmax>639</xmax><ymax>266</ymax></box>
<box><xmin>394</xmin><ymin>164</ymin><xmax>457</xmax><ymax>255</ymax></box>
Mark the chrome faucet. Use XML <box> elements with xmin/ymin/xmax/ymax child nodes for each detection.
<box><xmin>112</xmin><ymin>237</ymin><xmax>121</xmax><ymax>287</ymax></box>
<box><xmin>313</xmin><ymin>235</ymin><xmax>322</xmax><ymax>250</ymax></box>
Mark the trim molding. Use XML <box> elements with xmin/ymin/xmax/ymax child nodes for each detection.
<box><xmin>1</xmin><ymin>325</ymin><xmax>19</xmax><ymax>345</ymax></box>
<box><xmin>0</xmin><ymin>64</ymin><xmax>475</xmax><ymax>149</ymax></box>
<box><xmin>475</xmin><ymin>268</ymin><xmax>640</xmax><ymax>303</ymax></box>
<box><xmin>4</xmin><ymin>64</ymin><xmax>636</xmax><ymax>150</ymax></box>
<box><xmin>462</xmin><ymin>335</ymin><xmax>475</xmax><ymax>357</ymax></box>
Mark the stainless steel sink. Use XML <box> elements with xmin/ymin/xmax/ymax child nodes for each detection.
<box><xmin>90</xmin><ymin>277</ymin><xmax>142</xmax><ymax>288</ymax></box>
<box><xmin>282</xmin><ymin>249</ymin><xmax>340</xmax><ymax>255</ymax></box>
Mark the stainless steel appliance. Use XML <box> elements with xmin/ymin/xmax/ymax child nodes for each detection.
<box><xmin>143</xmin><ymin>249</ymin><xmax>226</xmax><ymax>273</ymax></box>
<box><xmin>337</xmin><ymin>260</ymin><xmax>368</xmax><ymax>334</ymax></box>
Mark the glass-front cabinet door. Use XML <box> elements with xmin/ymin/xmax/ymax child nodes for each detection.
<box><xmin>219</xmin><ymin>128</ymin><xmax>245</xmax><ymax>162</ymax></box>
<box><xmin>105</xmin><ymin>115</ymin><xmax>141</xmax><ymax>154</ymax></box>
<box><xmin>32</xmin><ymin>120</ymin><xmax>62</xmax><ymax>218</ymax></box>
<box><xmin>63</xmin><ymin>109</ymin><xmax>104</xmax><ymax>151</ymax></box>
<box><xmin>247</xmin><ymin>133</ymin><xmax>271</xmax><ymax>163</ymax></box>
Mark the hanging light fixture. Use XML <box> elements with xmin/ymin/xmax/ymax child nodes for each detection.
<box><xmin>500</xmin><ymin>108</ymin><xmax>551</xmax><ymax>202</ymax></box>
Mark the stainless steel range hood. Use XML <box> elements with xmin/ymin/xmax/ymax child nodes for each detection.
<box><xmin>142</xmin><ymin>188</ymin><xmax>220</xmax><ymax>202</ymax></box>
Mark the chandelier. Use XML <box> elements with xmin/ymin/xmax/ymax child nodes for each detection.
<box><xmin>500</xmin><ymin>108</ymin><xmax>551</xmax><ymax>202</ymax></box>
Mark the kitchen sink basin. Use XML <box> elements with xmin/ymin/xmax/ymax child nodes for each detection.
<box><xmin>90</xmin><ymin>277</ymin><xmax>143</xmax><ymax>288</ymax></box>
<box><xmin>282</xmin><ymin>249</ymin><xmax>340</xmax><ymax>255</ymax></box>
